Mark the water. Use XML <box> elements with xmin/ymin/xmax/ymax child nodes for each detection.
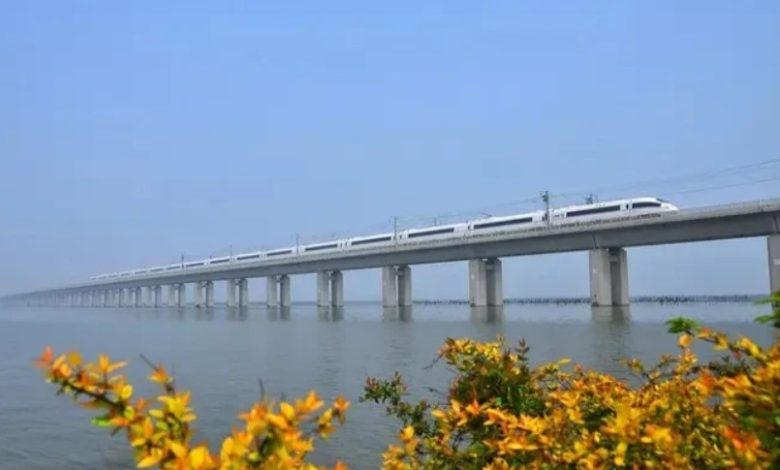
<box><xmin>0</xmin><ymin>302</ymin><xmax>775</xmax><ymax>469</ymax></box>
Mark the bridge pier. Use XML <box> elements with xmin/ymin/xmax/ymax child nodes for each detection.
<box><xmin>316</xmin><ymin>271</ymin><xmax>344</xmax><ymax>307</ymax></box>
<box><xmin>266</xmin><ymin>277</ymin><xmax>278</xmax><ymax>307</ymax></box>
<box><xmin>152</xmin><ymin>286</ymin><xmax>161</xmax><ymax>307</ymax></box>
<box><xmin>226</xmin><ymin>279</ymin><xmax>238</xmax><ymax>307</ymax></box>
<box><xmin>167</xmin><ymin>285</ymin><xmax>175</xmax><ymax>307</ymax></box>
<box><xmin>238</xmin><ymin>278</ymin><xmax>249</xmax><ymax>307</ymax></box>
<box><xmin>589</xmin><ymin>248</ymin><xmax>629</xmax><ymax>307</ymax></box>
<box><xmin>280</xmin><ymin>275</ymin><xmax>291</xmax><ymax>307</ymax></box>
<box><xmin>266</xmin><ymin>275</ymin><xmax>291</xmax><ymax>307</ymax></box>
<box><xmin>204</xmin><ymin>281</ymin><xmax>214</xmax><ymax>307</ymax></box>
<box><xmin>769</xmin><ymin>235</ymin><xmax>780</xmax><ymax>294</ymax></box>
<box><xmin>118</xmin><ymin>288</ymin><xmax>126</xmax><ymax>307</ymax></box>
<box><xmin>194</xmin><ymin>282</ymin><xmax>204</xmax><ymax>307</ymax></box>
<box><xmin>176</xmin><ymin>284</ymin><xmax>186</xmax><ymax>307</ymax></box>
<box><xmin>469</xmin><ymin>258</ymin><xmax>504</xmax><ymax>307</ymax></box>
<box><xmin>382</xmin><ymin>265</ymin><xmax>412</xmax><ymax>307</ymax></box>
<box><xmin>143</xmin><ymin>286</ymin><xmax>152</xmax><ymax>307</ymax></box>
<box><xmin>133</xmin><ymin>287</ymin><xmax>142</xmax><ymax>307</ymax></box>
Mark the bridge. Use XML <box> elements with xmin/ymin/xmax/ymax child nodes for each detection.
<box><xmin>4</xmin><ymin>199</ymin><xmax>780</xmax><ymax>309</ymax></box>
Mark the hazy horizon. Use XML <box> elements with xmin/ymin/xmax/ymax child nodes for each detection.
<box><xmin>2</xmin><ymin>2</ymin><xmax>779</xmax><ymax>299</ymax></box>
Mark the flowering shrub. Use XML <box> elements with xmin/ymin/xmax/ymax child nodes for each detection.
<box><xmin>364</xmin><ymin>317</ymin><xmax>780</xmax><ymax>468</ymax></box>
<box><xmin>37</xmin><ymin>293</ymin><xmax>779</xmax><ymax>468</ymax></box>
<box><xmin>34</xmin><ymin>349</ymin><xmax>349</xmax><ymax>469</ymax></box>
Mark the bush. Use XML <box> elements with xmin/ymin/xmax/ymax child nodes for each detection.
<box><xmin>34</xmin><ymin>349</ymin><xmax>349</xmax><ymax>469</ymax></box>
<box><xmin>363</xmin><ymin>327</ymin><xmax>779</xmax><ymax>469</ymax></box>
<box><xmin>37</xmin><ymin>299</ymin><xmax>780</xmax><ymax>469</ymax></box>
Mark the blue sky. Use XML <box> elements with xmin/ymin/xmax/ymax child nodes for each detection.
<box><xmin>2</xmin><ymin>1</ymin><xmax>779</xmax><ymax>299</ymax></box>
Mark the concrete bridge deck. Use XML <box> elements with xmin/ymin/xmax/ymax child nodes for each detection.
<box><xmin>4</xmin><ymin>198</ymin><xmax>780</xmax><ymax>308</ymax></box>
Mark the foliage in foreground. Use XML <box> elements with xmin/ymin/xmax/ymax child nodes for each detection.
<box><xmin>37</xmin><ymin>293</ymin><xmax>779</xmax><ymax>469</ymax></box>
<box><xmin>35</xmin><ymin>349</ymin><xmax>349</xmax><ymax>469</ymax></box>
<box><xmin>364</xmin><ymin>321</ymin><xmax>780</xmax><ymax>468</ymax></box>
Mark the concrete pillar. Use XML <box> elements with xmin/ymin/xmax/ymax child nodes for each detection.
<box><xmin>176</xmin><ymin>284</ymin><xmax>186</xmax><ymax>307</ymax></box>
<box><xmin>589</xmin><ymin>248</ymin><xmax>629</xmax><ymax>307</ymax></box>
<box><xmin>204</xmin><ymin>281</ymin><xmax>214</xmax><ymax>307</ymax></box>
<box><xmin>769</xmin><ymin>235</ymin><xmax>780</xmax><ymax>294</ymax></box>
<box><xmin>194</xmin><ymin>282</ymin><xmax>204</xmax><ymax>307</ymax></box>
<box><xmin>134</xmin><ymin>288</ymin><xmax>142</xmax><ymax>307</ymax></box>
<box><xmin>469</xmin><ymin>258</ymin><xmax>503</xmax><ymax>307</ymax></box>
<box><xmin>266</xmin><ymin>277</ymin><xmax>279</xmax><ymax>307</ymax></box>
<box><xmin>397</xmin><ymin>265</ymin><xmax>412</xmax><ymax>307</ymax></box>
<box><xmin>166</xmin><ymin>285</ymin><xmax>175</xmax><ymax>307</ymax></box>
<box><xmin>118</xmin><ymin>289</ymin><xmax>126</xmax><ymax>307</ymax></box>
<box><xmin>382</xmin><ymin>266</ymin><xmax>398</xmax><ymax>307</ymax></box>
<box><xmin>330</xmin><ymin>270</ymin><xmax>344</xmax><ymax>307</ymax></box>
<box><xmin>152</xmin><ymin>286</ymin><xmax>161</xmax><ymax>307</ymax></box>
<box><xmin>279</xmin><ymin>275</ymin><xmax>291</xmax><ymax>307</ymax></box>
<box><xmin>143</xmin><ymin>287</ymin><xmax>152</xmax><ymax>307</ymax></box>
<box><xmin>238</xmin><ymin>278</ymin><xmax>249</xmax><ymax>307</ymax></box>
<box><xmin>226</xmin><ymin>279</ymin><xmax>237</xmax><ymax>307</ymax></box>
<box><xmin>317</xmin><ymin>272</ymin><xmax>330</xmax><ymax>307</ymax></box>
<box><xmin>383</xmin><ymin>265</ymin><xmax>412</xmax><ymax>307</ymax></box>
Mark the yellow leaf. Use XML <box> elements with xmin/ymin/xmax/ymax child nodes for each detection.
<box><xmin>614</xmin><ymin>441</ymin><xmax>627</xmax><ymax>467</ymax></box>
<box><xmin>280</xmin><ymin>402</ymin><xmax>296</xmax><ymax>421</ymax></box>
<box><xmin>678</xmin><ymin>334</ymin><xmax>693</xmax><ymax>348</ymax></box>
<box><xmin>137</xmin><ymin>452</ymin><xmax>161</xmax><ymax>468</ymax></box>
<box><xmin>107</xmin><ymin>361</ymin><xmax>128</xmax><ymax>373</ymax></box>
<box><xmin>99</xmin><ymin>354</ymin><xmax>110</xmax><ymax>372</ymax></box>
<box><xmin>66</xmin><ymin>351</ymin><xmax>82</xmax><ymax>367</ymax></box>
<box><xmin>121</xmin><ymin>385</ymin><xmax>133</xmax><ymax>401</ymax></box>
<box><xmin>189</xmin><ymin>446</ymin><xmax>208</xmax><ymax>468</ymax></box>
<box><xmin>169</xmin><ymin>440</ymin><xmax>187</xmax><ymax>458</ymax></box>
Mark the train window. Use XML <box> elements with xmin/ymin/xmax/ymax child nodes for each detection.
<box><xmin>407</xmin><ymin>227</ymin><xmax>455</xmax><ymax>238</ymax></box>
<box><xmin>473</xmin><ymin>217</ymin><xmax>533</xmax><ymax>230</ymax></box>
<box><xmin>352</xmin><ymin>236</ymin><xmax>392</xmax><ymax>246</ymax></box>
<box><xmin>166</xmin><ymin>266</ymin><xmax>180</xmax><ymax>270</ymax></box>
<box><xmin>305</xmin><ymin>243</ymin><xmax>338</xmax><ymax>252</ymax></box>
<box><xmin>632</xmin><ymin>202</ymin><xmax>662</xmax><ymax>209</ymax></box>
<box><xmin>186</xmin><ymin>262</ymin><xmax>205</xmax><ymax>267</ymax></box>
<box><xmin>210</xmin><ymin>258</ymin><xmax>230</xmax><ymax>264</ymax></box>
<box><xmin>236</xmin><ymin>254</ymin><xmax>261</xmax><ymax>261</ymax></box>
<box><xmin>567</xmin><ymin>205</ymin><xmax>621</xmax><ymax>217</ymax></box>
<box><xmin>267</xmin><ymin>250</ymin><xmax>293</xmax><ymax>257</ymax></box>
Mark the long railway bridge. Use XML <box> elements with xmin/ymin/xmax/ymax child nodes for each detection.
<box><xmin>3</xmin><ymin>199</ymin><xmax>780</xmax><ymax>309</ymax></box>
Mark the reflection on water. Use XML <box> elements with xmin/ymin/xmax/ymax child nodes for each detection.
<box><xmin>0</xmin><ymin>302</ymin><xmax>774</xmax><ymax>470</ymax></box>
<box><xmin>590</xmin><ymin>305</ymin><xmax>631</xmax><ymax>324</ymax></box>
<box><xmin>317</xmin><ymin>307</ymin><xmax>344</xmax><ymax>322</ymax></box>
<box><xmin>469</xmin><ymin>306</ymin><xmax>504</xmax><ymax>324</ymax></box>
<box><xmin>266</xmin><ymin>306</ymin><xmax>291</xmax><ymax>321</ymax></box>
<box><xmin>381</xmin><ymin>306</ymin><xmax>413</xmax><ymax>322</ymax></box>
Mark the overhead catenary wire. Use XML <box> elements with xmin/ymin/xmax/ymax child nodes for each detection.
<box><xmin>145</xmin><ymin>156</ymin><xmax>780</xmax><ymax>269</ymax></box>
<box><xmin>555</xmin><ymin>157</ymin><xmax>780</xmax><ymax>202</ymax></box>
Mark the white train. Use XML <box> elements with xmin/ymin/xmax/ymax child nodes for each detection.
<box><xmin>89</xmin><ymin>197</ymin><xmax>678</xmax><ymax>280</ymax></box>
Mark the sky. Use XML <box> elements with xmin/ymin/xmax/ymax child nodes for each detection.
<box><xmin>1</xmin><ymin>1</ymin><xmax>779</xmax><ymax>300</ymax></box>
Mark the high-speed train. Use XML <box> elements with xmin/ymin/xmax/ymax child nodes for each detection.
<box><xmin>89</xmin><ymin>197</ymin><xmax>678</xmax><ymax>280</ymax></box>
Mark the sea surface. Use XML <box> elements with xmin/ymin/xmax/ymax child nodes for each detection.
<box><xmin>0</xmin><ymin>302</ymin><xmax>776</xmax><ymax>469</ymax></box>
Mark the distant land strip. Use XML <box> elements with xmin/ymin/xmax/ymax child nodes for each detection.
<box><xmin>414</xmin><ymin>295</ymin><xmax>764</xmax><ymax>305</ymax></box>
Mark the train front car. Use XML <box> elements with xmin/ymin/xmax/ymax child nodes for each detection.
<box><xmin>628</xmin><ymin>197</ymin><xmax>679</xmax><ymax>214</ymax></box>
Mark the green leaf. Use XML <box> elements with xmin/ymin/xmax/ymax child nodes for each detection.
<box><xmin>665</xmin><ymin>317</ymin><xmax>701</xmax><ymax>334</ymax></box>
<box><xmin>90</xmin><ymin>416</ymin><xmax>112</xmax><ymax>428</ymax></box>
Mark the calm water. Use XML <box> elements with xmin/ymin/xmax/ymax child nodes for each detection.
<box><xmin>0</xmin><ymin>302</ymin><xmax>775</xmax><ymax>469</ymax></box>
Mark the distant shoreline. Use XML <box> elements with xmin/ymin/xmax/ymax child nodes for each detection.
<box><xmin>413</xmin><ymin>295</ymin><xmax>765</xmax><ymax>305</ymax></box>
